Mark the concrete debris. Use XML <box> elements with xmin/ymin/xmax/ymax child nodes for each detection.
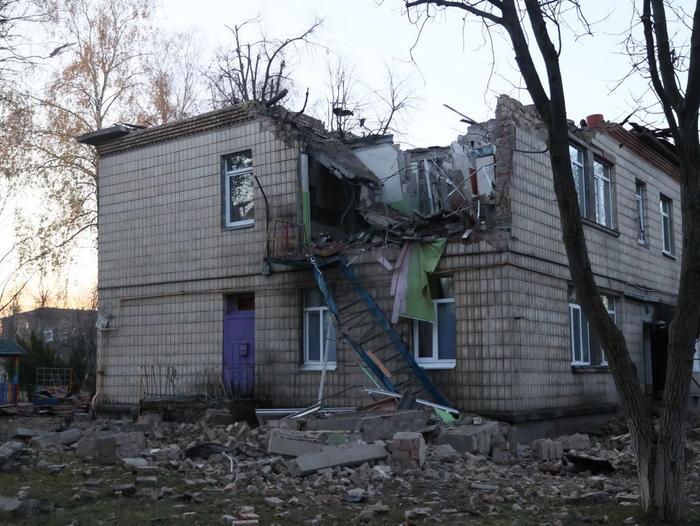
<box><xmin>434</xmin><ymin>420</ymin><xmax>502</xmax><ymax>455</ymax></box>
<box><xmin>30</xmin><ymin>428</ymin><xmax>82</xmax><ymax>449</ymax></box>
<box><xmin>533</xmin><ymin>439</ymin><xmax>564</xmax><ymax>461</ymax></box>
<box><xmin>3</xmin><ymin>409</ymin><xmax>700</xmax><ymax>523</ymax></box>
<box><xmin>0</xmin><ymin>441</ymin><xmax>23</xmax><ymax>467</ymax></box>
<box><xmin>303</xmin><ymin>410</ymin><xmax>427</xmax><ymax>442</ymax></box>
<box><xmin>389</xmin><ymin>431</ymin><xmax>426</xmax><ymax>469</ymax></box>
<box><xmin>267</xmin><ymin>428</ymin><xmax>356</xmax><ymax>457</ymax></box>
<box><xmin>287</xmin><ymin>443</ymin><xmax>388</xmax><ymax>476</ymax></box>
<box><xmin>558</xmin><ymin>433</ymin><xmax>592</xmax><ymax>451</ymax></box>
<box><xmin>434</xmin><ymin>443</ymin><xmax>459</xmax><ymax>463</ymax></box>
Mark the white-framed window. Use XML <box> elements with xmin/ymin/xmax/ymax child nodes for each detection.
<box><xmin>223</xmin><ymin>150</ymin><xmax>254</xmax><ymax>228</ymax></box>
<box><xmin>569</xmin><ymin>143</ymin><xmax>616</xmax><ymax>229</ymax></box>
<box><xmin>413</xmin><ymin>277</ymin><xmax>456</xmax><ymax>369</ymax></box>
<box><xmin>569</xmin><ymin>291</ymin><xmax>616</xmax><ymax>366</ymax></box>
<box><xmin>569</xmin><ymin>144</ymin><xmax>586</xmax><ymax>216</ymax></box>
<box><xmin>660</xmin><ymin>195</ymin><xmax>674</xmax><ymax>255</ymax></box>
<box><xmin>593</xmin><ymin>159</ymin><xmax>613</xmax><ymax>228</ymax></box>
<box><xmin>43</xmin><ymin>329</ymin><xmax>54</xmax><ymax>343</ymax></box>
<box><xmin>303</xmin><ymin>289</ymin><xmax>336</xmax><ymax>370</ymax></box>
<box><xmin>636</xmin><ymin>180</ymin><xmax>647</xmax><ymax>245</ymax></box>
<box><xmin>693</xmin><ymin>339</ymin><xmax>700</xmax><ymax>373</ymax></box>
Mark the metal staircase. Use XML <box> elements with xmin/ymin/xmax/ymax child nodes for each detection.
<box><xmin>308</xmin><ymin>254</ymin><xmax>449</xmax><ymax>407</ymax></box>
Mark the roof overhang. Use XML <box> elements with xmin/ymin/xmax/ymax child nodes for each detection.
<box><xmin>76</xmin><ymin>124</ymin><xmax>134</xmax><ymax>146</ymax></box>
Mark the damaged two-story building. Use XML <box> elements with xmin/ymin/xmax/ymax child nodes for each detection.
<box><xmin>79</xmin><ymin>94</ymin><xmax>697</xmax><ymax>430</ymax></box>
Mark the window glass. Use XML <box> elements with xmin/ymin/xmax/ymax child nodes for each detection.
<box><xmin>593</xmin><ymin>160</ymin><xmax>612</xmax><ymax>227</ymax></box>
<box><xmin>224</xmin><ymin>151</ymin><xmax>254</xmax><ymax>227</ymax></box>
<box><xmin>228</xmin><ymin>172</ymin><xmax>254</xmax><ymax>224</ymax></box>
<box><xmin>226</xmin><ymin>151</ymin><xmax>253</xmax><ymax>171</ymax></box>
<box><xmin>303</xmin><ymin>290</ymin><xmax>336</xmax><ymax>366</ymax></box>
<box><xmin>661</xmin><ymin>197</ymin><xmax>673</xmax><ymax>254</ymax></box>
<box><xmin>436</xmin><ymin>301</ymin><xmax>457</xmax><ymax>360</ymax></box>
<box><xmin>571</xmin><ymin>306</ymin><xmax>582</xmax><ymax>363</ymax></box>
<box><xmin>417</xmin><ymin>320</ymin><xmax>433</xmax><ymax>358</ymax></box>
<box><xmin>569</xmin><ymin>145</ymin><xmax>586</xmax><ymax>215</ymax></box>
<box><xmin>636</xmin><ymin>181</ymin><xmax>646</xmax><ymax>244</ymax></box>
<box><xmin>306</xmin><ymin>310</ymin><xmax>321</xmax><ymax>362</ymax></box>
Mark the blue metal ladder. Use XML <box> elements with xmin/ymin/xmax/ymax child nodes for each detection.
<box><xmin>308</xmin><ymin>254</ymin><xmax>449</xmax><ymax>407</ymax></box>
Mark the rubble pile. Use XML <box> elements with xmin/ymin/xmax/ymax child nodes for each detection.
<box><xmin>0</xmin><ymin>408</ymin><xmax>700</xmax><ymax>523</ymax></box>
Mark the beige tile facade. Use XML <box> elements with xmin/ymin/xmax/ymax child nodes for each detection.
<box><xmin>95</xmin><ymin>98</ymin><xmax>684</xmax><ymax>421</ymax></box>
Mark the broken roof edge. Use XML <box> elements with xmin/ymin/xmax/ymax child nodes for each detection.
<box><xmin>494</xmin><ymin>94</ymin><xmax>681</xmax><ymax>180</ymax></box>
<box><xmin>76</xmin><ymin>124</ymin><xmax>134</xmax><ymax>146</ymax></box>
<box><xmin>0</xmin><ymin>338</ymin><xmax>25</xmax><ymax>357</ymax></box>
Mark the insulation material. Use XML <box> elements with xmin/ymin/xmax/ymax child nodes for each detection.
<box><xmin>390</xmin><ymin>239</ymin><xmax>447</xmax><ymax>323</ymax></box>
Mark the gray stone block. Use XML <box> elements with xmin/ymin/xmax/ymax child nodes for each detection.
<box><xmin>287</xmin><ymin>444</ymin><xmax>388</xmax><ymax>476</ymax></box>
<box><xmin>31</xmin><ymin>429</ymin><xmax>82</xmax><ymax>449</ymax></box>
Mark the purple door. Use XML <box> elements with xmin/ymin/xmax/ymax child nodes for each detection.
<box><xmin>223</xmin><ymin>311</ymin><xmax>255</xmax><ymax>397</ymax></box>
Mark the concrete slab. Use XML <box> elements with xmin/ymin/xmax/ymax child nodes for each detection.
<box><xmin>287</xmin><ymin>444</ymin><xmax>388</xmax><ymax>476</ymax></box>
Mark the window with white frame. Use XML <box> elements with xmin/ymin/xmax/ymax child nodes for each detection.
<box><xmin>43</xmin><ymin>329</ymin><xmax>54</xmax><ymax>343</ymax></box>
<box><xmin>569</xmin><ymin>143</ymin><xmax>616</xmax><ymax>229</ymax></box>
<box><xmin>593</xmin><ymin>159</ymin><xmax>613</xmax><ymax>228</ymax></box>
<box><xmin>223</xmin><ymin>151</ymin><xmax>254</xmax><ymax>228</ymax></box>
<box><xmin>694</xmin><ymin>339</ymin><xmax>700</xmax><ymax>373</ymax></box>
<box><xmin>636</xmin><ymin>180</ymin><xmax>647</xmax><ymax>245</ymax></box>
<box><xmin>413</xmin><ymin>277</ymin><xmax>456</xmax><ymax>369</ymax></box>
<box><xmin>569</xmin><ymin>144</ymin><xmax>587</xmax><ymax>216</ymax></box>
<box><xmin>569</xmin><ymin>290</ymin><xmax>616</xmax><ymax>366</ymax></box>
<box><xmin>303</xmin><ymin>290</ymin><xmax>336</xmax><ymax>369</ymax></box>
<box><xmin>660</xmin><ymin>195</ymin><xmax>674</xmax><ymax>255</ymax></box>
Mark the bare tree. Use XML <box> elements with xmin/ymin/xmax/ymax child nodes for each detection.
<box><xmin>205</xmin><ymin>17</ymin><xmax>322</xmax><ymax>107</ymax></box>
<box><xmin>140</xmin><ymin>32</ymin><xmax>205</xmax><ymax>126</ymax></box>
<box><xmin>318</xmin><ymin>58</ymin><xmax>416</xmax><ymax>136</ymax></box>
<box><xmin>0</xmin><ymin>0</ymin><xmax>44</xmax><ymax>85</ymax></box>
<box><xmin>405</xmin><ymin>0</ymin><xmax>699</xmax><ymax>520</ymax></box>
<box><xmin>1</xmin><ymin>0</ymin><xmax>191</xmax><ymax>274</ymax></box>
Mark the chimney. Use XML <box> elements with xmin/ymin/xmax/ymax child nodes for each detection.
<box><xmin>586</xmin><ymin>114</ymin><xmax>605</xmax><ymax>128</ymax></box>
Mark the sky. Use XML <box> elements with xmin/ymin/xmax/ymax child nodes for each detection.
<box><xmin>2</xmin><ymin>0</ymin><xmax>688</xmax><ymax>309</ymax></box>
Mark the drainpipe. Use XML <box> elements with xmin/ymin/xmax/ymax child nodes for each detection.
<box><xmin>300</xmin><ymin>150</ymin><xmax>311</xmax><ymax>243</ymax></box>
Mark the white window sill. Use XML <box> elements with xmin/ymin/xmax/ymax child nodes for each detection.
<box><xmin>415</xmin><ymin>360</ymin><xmax>456</xmax><ymax>370</ymax></box>
<box><xmin>224</xmin><ymin>220</ymin><xmax>255</xmax><ymax>230</ymax></box>
<box><xmin>300</xmin><ymin>363</ymin><xmax>337</xmax><ymax>372</ymax></box>
<box><xmin>662</xmin><ymin>250</ymin><xmax>677</xmax><ymax>260</ymax></box>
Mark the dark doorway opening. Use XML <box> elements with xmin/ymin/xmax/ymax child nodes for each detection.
<box><xmin>648</xmin><ymin>323</ymin><xmax>669</xmax><ymax>400</ymax></box>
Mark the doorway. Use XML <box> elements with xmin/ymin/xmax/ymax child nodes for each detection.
<box><xmin>645</xmin><ymin>322</ymin><xmax>669</xmax><ymax>400</ymax></box>
<box><xmin>223</xmin><ymin>294</ymin><xmax>255</xmax><ymax>398</ymax></box>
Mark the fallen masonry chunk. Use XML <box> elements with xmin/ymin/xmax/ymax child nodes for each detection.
<box><xmin>287</xmin><ymin>444</ymin><xmax>388</xmax><ymax>476</ymax></box>
<box><xmin>355</xmin><ymin>503</ymin><xmax>389</xmax><ymax>522</ymax></box>
<box><xmin>0</xmin><ymin>441</ymin><xmax>23</xmax><ymax>464</ymax></box>
<box><xmin>434</xmin><ymin>443</ymin><xmax>459</xmax><ymax>462</ymax></box>
<box><xmin>112</xmin><ymin>483</ymin><xmax>136</xmax><ymax>496</ymax></box>
<box><xmin>533</xmin><ymin>439</ymin><xmax>563</xmax><ymax>461</ymax></box>
<box><xmin>435</xmin><ymin>421</ymin><xmax>501</xmax><ymax>454</ymax></box>
<box><xmin>390</xmin><ymin>431</ymin><xmax>426</xmax><ymax>469</ymax></box>
<box><xmin>30</xmin><ymin>428</ymin><xmax>82</xmax><ymax>449</ymax></box>
<box><xmin>557</xmin><ymin>433</ymin><xmax>591</xmax><ymax>451</ymax></box>
<box><xmin>122</xmin><ymin>457</ymin><xmax>155</xmax><ymax>473</ymax></box>
<box><xmin>13</xmin><ymin>428</ymin><xmax>51</xmax><ymax>440</ymax></box>
<box><xmin>0</xmin><ymin>495</ymin><xmax>22</xmax><ymax>514</ymax></box>
<box><xmin>83</xmin><ymin>431</ymin><xmax>146</xmax><ymax>464</ymax></box>
<box><xmin>136</xmin><ymin>476</ymin><xmax>158</xmax><ymax>486</ymax></box>
<box><xmin>405</xmin><ymin>507</ymin><xmax>432</xmax><ymax>520</ymax></box>
<box><xmin>267</xmin><ymin>429</ymin><xmax>354</xmax><ymax>457</ymax></box>
<box><xmin>263</xmin><ymin>496</ymin><xmax>284</xmax><ymax>508</ymax></box>
<box><xmin>305</xmin><ymin>410</ymin><xmax>427</xmax><ymax>442</ymax></box>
